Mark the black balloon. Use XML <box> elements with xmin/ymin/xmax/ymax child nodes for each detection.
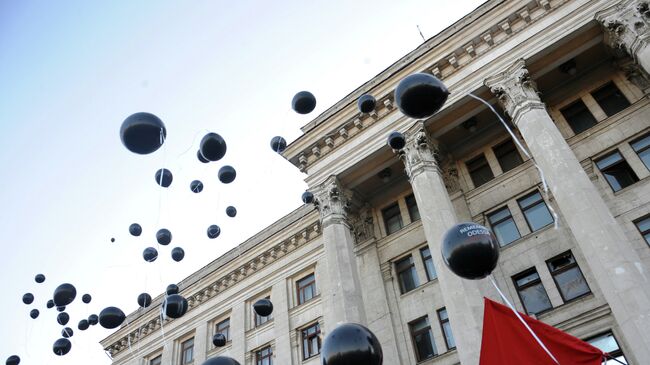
<box><xmin>270</xmin><ymin>136</ymin><xmax>287</xmax><ymax>153</ymax></box>
<box><xmin>137</xmin><ymin>293</ymin><xmax>152</xmax><ymax>308</ymax></box>
<box><xmin>358</xmin><ymin>94</ymin><xmax>377</xmax><ymax>114</ymax></box>
<box><xmin>99</xmin><ymin>306</ymin><xmax>126</xmax><ymax>329</ymax></box>
<box><xmin>29</xmin><ymin>309</ymin><xmax>39</xmax><ymax>319</ymax></box>
<box><xmin>201</xmin><ymin>357</ymin><xmax>241</xmax><ymax>365</ymax></box>
<box><xmin>57</xmin><ymin>306</ymin><xmax>66</xmax><ymax>312</ymax></box>
<box><xmin>57</xmin><ymin>312</ymin><xmax>70</xmax><ymax>326</ymax></box>
<box><xmin>46</xmin><ymin>299</ymin><xmax>55</xmax><ymax>309</ymax></box>
<box><xmin>171</xmin><ymin>247</ymin><xmax>185</xmax><ymax>262</ymax></box>
<box><xmin>321</xmin><ymin>323</ymin><xmax>383</xmax><ymax>365</ymax></box>
<box><xmin>129</xmin><ymin>223</ymin><xmax>142</xmax><ymax>236</ymax></box>
<box><xmin>387</xmin><ymin>131</ymin><xmax>406</xmax><ymax>150</ymax></box>
<box><xmin>120</xmin><ymin>112</ymin><xmax>166</xmax><ymax>155</ymax></box>
<box><xmin>52</xmin><ymin>338</ymin><xmax>71</xmax><ymax>356</ymax></box>
<box><xmin>301</xmin><ymin>191</ymin><xmax>314</xmax><ymax>204</ymax></box>
<box><xmin>200</xmin><ymin>133</ymin><xmax>227</xmax><ymax>162</ymax></box>
<box><xmin>5</xmin><ymin>355</ymin><xmax>20</xmax><ymax>365</ymax></box>
<box><xmin>292</xmin><ymin>91</ymin><xmax>316</xmax><ymax>114</ymax></box>
<box><xmin>207</xmin><ymin>225</ymin><xmax>221</xmax><ymax>239</ymax></box>
<box><xmin>155</xmin><ymin>168</ymin><xmax>173</xmax><ymax>188</ymax></box>
<box><xmin>212</xmin><ymin>333</ymin><xmax>227</xmax><ymax>347</ymax></box>
<box><xmin>62</xmin><ymin>327</ymin><xmax>73</xmax><ymax>338</ymax></box>
<box><xmin>22</xmin><ymin>293</ymin><xmax>34</xmax><ymax>305</ymax></box>
<box><xmin>441</xmin><ymin>222</ymin><xmax>499</xmax><ymax>280</ymax></box>
<box><xmin>88</xmin><ymin>314</ymin><xmax>99</xmax><ymax>326</ymax></box>
<box><xmin>156</xmin><ymin>228</ymin><xmax>172</xmax><ymax>245</ymax></box>
<box><xmin>197</xmin><ymin>149</ymin><xmax>210</xmax><ymax>163</ymax></box>
<box><xmin>82</xmin><ymin>294</ymin><xmax>92</xmax><ymax>304</ymax></box>
<box><xmin>53</xmin><ymin>283</ymin><xmax>76</xmax><ymax>306</ymax></box>
<box><xmin>163</xmin><ymin>294</ymin><xmax>188</xmax><ymax>319</ymax></box>
<box><xmin>35</xmin><ymin>274</ymin><xmax>46</xmax><ymax>283</ymax></box>
<box><xmin>252</xmin><ymin>298</ymin><xmax>273</xmax><ymax>317</ymax></box>
<box><xmin>394</xmin><ymin>73</ymin><xmax>449</xmax><ymax>119</ymax></box>
<box><xmin>78</xmin><ymin>319</ymin><xmax>89</xmax><ymax>331</ymax></box>
<box><xmin>225</xmin><ymin>206</ymin><xmax>237</xmax><ymax>217</ymax></box>
<box><xmin>111</xmin><ymin>237</ymin><xmax>116</xmax><ymax>243</ymax></box>
<box><xmin>218</xmin><ymin>165</ymin><xmax>236</xmax><ymax>184</ymax></box>
<box><xmin>166</xmin><ymin>284</ymin><xmax>179</xmax><ymax>295</ymax></box>
<box><xmin>190</xmin><ymin>180</ymin><xmax>204</xmax><ymax>193</ymax></box>
<box><xmin>143</xmin><ymin>247</ymin><xmax>159</xmax><ymax>262</ymax></box>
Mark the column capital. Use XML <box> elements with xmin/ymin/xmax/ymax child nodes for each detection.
<box><xmin>313</xmin><ymin>176</ymin><xmax>353</xmax><ymax>228</ymax></box>
<box><xmin>597</xmin><ymin>0</ymin><xmax>650</xmax><ymax>61</ymax></box>
<box><xmin>484</xmin><ymin>59</ymin><xmax>545</xmax><ymax>122</ymax></box>
<box><xmin>397</xmin><ymin>121</ymin><xmax>440</xmax><ymax>180</ymax></box>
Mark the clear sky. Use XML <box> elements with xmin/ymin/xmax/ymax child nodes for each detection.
<box><xmin>0</xmin><ymin>1</ymin><xmax>484</xmax><ymax>363</ymax></box>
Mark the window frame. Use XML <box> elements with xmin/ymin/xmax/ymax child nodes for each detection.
<box><xmin>405</xmin><ymin>194</ymin><xmax>421</xmax><ymax>222</ymax></box>
<box><xmin>466</xmin><ymin>153</ymin><xmax>495</xmax><ymax>188</ymax></box>
<box><xmin>180</xmin><ymin>337</ymin><xmax>194</xmax><ymax>365</ymax></box>
<box><xmin>255</xmin><ymin>345</ymin><xmax>273</xmax><ymax>365</ymax></box>
<box><xmin>595</xmin><ymin>150</ymin><xmax>640</xmax><ymax>192</ymax></box>
<box><xmin>585</xmin><ymin>331</ymin><xmax>628</xmax><ymax>364</ymax></box>
<box><xmin>517</xmin><ymin>191</ymin><xmax>554</xmax><ymax>233</ymax></box>
<box><xmin>420</xmin><ymin>247</ymin><xmax>437</xmax><ymax>281</ymax></box>
<box><xmin>301</xmin><ymin>322</ymin><xmax>321</xmax><ymax>360</ymax></box>
<box><xmin>559</xmin><ymin>98</ymin><xmax>598</xmax><ymax>135</ymax></box>
<box><xmin>493</xmin><ymin>139</ymin><xmax>524</xmax><ymax>173</ymax></box>
<box><xmin>215</xmin><ymin>318</ymin><xmax>231</xmax><ymax>343</ymax></box>
<box><xmin>487</xmin><ymin>205</ymin><xmax>521</xmax><ymax>246</ymax></box>
<box><xmin>437</xmin><ymin>307</ymin><xmax>456</xmax><ymax>351</ymax></box>
<box><xmin>296</xmin><ymin>273</ymin><xmax>316</xmax><ymax>305</ymax></box>
<box><xmin>395</xmin><ymin>255</ymin><xmax>419</xmax><ymax>294</ymax></box>
<box><xmin>409</xmin><ymin>316</ymin><xmax>437</xmax><ymax>362</ymax></box>
<box><xmin>149</xmin><ymin>354</ymin><xmax>162</xmax><ymax>365</ymax></box>
<box><xmin>512</xmin><ymin>268</ymin><xmax>553</xmax><ymax>316</ymax></box>
<box><xmin>590</xmin><ymin>81</ymin><xmax>631</xmax><ymax>118</ymax></box>
<box><xmin>382</xmin><ymin>201</ymin><xmax>404</xmax><ymax>235</ymax></box>
<box><xmin>630</xmin><ymin>132</ymin><xmax>650</xmax><ymax>170</ymax></box>
<box><xmin>546</xmin><ymin>251</ymin><xmax>591</xmax><ymax>303</ymax></box>
<box><xmin>634</xmin><ymin>214</ymin><xmax>650</xmax><ymax>246</ymax></box>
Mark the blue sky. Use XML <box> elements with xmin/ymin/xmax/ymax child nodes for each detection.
<box><xmin>0</xmin><ymin>1</ymin><xmax>484</xmax><ymax>363</ymax></box>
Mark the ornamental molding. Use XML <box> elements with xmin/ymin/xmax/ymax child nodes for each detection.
<box><xmin>397</xmin><ymin>121</ymin><xmax>441</xmax><ymax>181</ymax></box>
<box><xmin>596</xmin><ymin>0</ymin><xmax>650</xmax><ymax>60</ymax></box>
<box><xmin>104</xmin><ymin>219</ymin><xmax>321</xmax><ymax>357</ymax></box>
<box><xmin>313</xmin><ymin>175</ymin><xmax>354</xmax><ymax>228</ymax></box>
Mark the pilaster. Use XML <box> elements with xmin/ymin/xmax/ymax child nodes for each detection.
<box><xmin>270</xmin><ymin>280</ymin><xmax>291</xmax><ymax>365</ymax></box>
<box><xmin>193</xmin><ymin>322</ymin><xmax>208</xmax><ymax>364</ymax></box>
<box><xmin>229</xmin><ymin>302</ymin><xmax>246</xmax><ymax>364</ymax></box>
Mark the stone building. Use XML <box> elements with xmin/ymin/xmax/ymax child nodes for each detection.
<box><xmin>101</xmin><ymin>0</ymin><xmax>650</xmax><ymax>364</ymax></box>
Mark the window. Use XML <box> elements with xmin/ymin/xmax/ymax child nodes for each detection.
<box><xmin>595</xmin><ymin>151</ymin><xmax>639</xmax><ymax>192</ymax></box>
<box><xmin>395</xmin><ymin>255</ymin><xmax>419</xmax><ymax>293</ymax></box>
<box><xmin>634</xmin><ymin>215</ymin><xmax>650</xmax><ymax>245</ymax></box>
<box><xmin>512</xmin><ymin>268</ymin><xmax>553</xmax><ymax>315</ymax></box>
<box><xmin>255</xmin><ymin>346</ymin><xmax>273</xmax><ymax>365</ymax></box>
<box><xmin>631</xmin><ymin>133</ymin><xmax>650</xmax><ymax>170</ymax></box>
<box><xmin>382</xmin><ymin>202</ymin><xmax>403</xmax><ymax>235</ymax></box>
<box><xmin>409</xmin><ymin>317</ymin><xmax>437</xmax><ymax>361</ymax></box>
<box><xmin>487</xmin><ymin>206</ymin><xmax>520</xmax><ymax>246</ymax></box>
<box><xmin>560</xmin><ymin>99</ymin><xmax>598</xmax><ymax>135</ymax></box>
<box><xmin>547</xmin><ymin>252</ymin><xmax>590</xmax><ymax>302</ymax></box>
<box><xmin>591</xmin><ymin>82</ymin><xmax>631</xmax><ymax>117</ymax></box>
<box><xmin>301</xmin><ymin>323</ymin><xmax>321</xmax><ymax>360</ymax></box>
<box><xmin>405</xmin><ymin>194</ymin><xmax>421</xmax><ymax>222</ymax></box>
<box><xmin>296</xmin><ymin>273</ymin><xmax>316</xmax><ymax>305</ymax></box>
<box><xmin>150</xmin><ymin>355</ymin><xmax>162</xmax><ymax>365</ymax></box>
<box><xmin>467</xmin><ymin>154</ymin><xmax>494</xmax><ymax>188</ymax></box>
<box><xmin>180</xmin><ymin>338</ymin><xmax>194</xmax><ymax>365</ymax></box>
<box><xmin>437</xmin><ymin>308</ymin><xmax>455</xmax><ymax>350</ymax></box>
<box><xmin>493</xmin><ymin>139</ymin><xmax>523</xmax><ymax>173</ymax></box>
<box><xmin>215</xmin><ymin>318</ymin><xmax>230</xmax><ymax>342</ymax></box>
<box><xmin>420</xmin><ymin>247</ymin><xmax>437</xmax><ymax>281</ymax></box>
<box><xmin>587</xmin><ymin>332</ymin><xmax>628</xmax><ymax>364</ymax></box>
<box><xmin>255</xmin><ymin>297</ymin><xmax>272</xmax><ymax>327</ymax></box>
<box><xmin>517</xmin><ymin>192</ymin><xmax>554</xmax><ymax>232</ymax></box>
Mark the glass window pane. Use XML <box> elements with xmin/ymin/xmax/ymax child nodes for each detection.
<box><xmin>637</xmin><ymin>149</ymin><xmax>650</xmax><ymax>170</ymax></box>
<box><xmin>515</xmin><ymin>271</ymin><xmax>540</xmax><ymax>287</ymax></box>
<box><xmin>602</xmin><ymin>163</ymin><xmax>639</xmax><ymax>192</ymax></box>
<box><xmin>524</xmin><ymin>203</ymin><xmax>554</xmax><ymax>231</ymax></box>
<box><xmin>596</xmin><ymin>152</ymin><xmax>623</xmax><ymax>170</ymax></box>
<box><xmin>518</xmin><ymin>192</ymin><xmax>542</xmax><ymax>209</ymax></box>
<box><xmin>493</xmin><ymin>219</ymin><xmax>520</xmax><ymax>246</ymax></box>
<box><xmin>424</xmin><ymin>258</ymin><xmax>437</xmax><ymax>280</ymax></box>
<box><xmin>467</xmin><ymin>154</ymin><xmax>494</xmax><ymax>188</ymax></box>
<box><xmin>395</xmin><ymin>256</ymin><xmax>413</xmax><ymax>271</ymax></box>
<box><xmin>494</xmin><ymin>140</ymin><xmax>523</xmax><ymax>173</ymax></box>
<box><xmin>631</xmin><ymin>134</ymin><xmax>650</xmax><ymax>152</ymax></box>
<box><xmin>592</xmin><ymin>82</ymin><xmax>631</xmax><ymax>117</ymax></box>
<box><xmin>399</xmin><ymin>267</ymin><xmax>419</xmax><ymax>292</ymax></box>
<box><xmin>414</xmin><ymin>332</ymin><xmax>436</xmax><ymax>360</ymax></box>
<box><xmin>560</xmin><ymin>99</ymin><xmax>598</xmax><ymax>134</ymax></box>
<box><xmin>555</xmin><ymin>267</ymin><xmax>590</xmax><ymax>301</ymax></box>
<box><xmin>442</xmin><ymin>322</ymin><xmax>455</xmax><ymax>349</ymax></box>
<box><xmin>383</xmin><ymin>203</ymin><xmax>403</xmax><ymax>235</ymax></box>
<box><xmin>406</xmin><ymin>195</ymin><xmax>420</xmax><ymax>222</ymax></box>
<box><xmin>410</xmin><ymin>317</ymin><xmax>429</xmax><ymax>332</ymax></box>
<box><xmin>488</xmin><ymin>207</ymin><xmax>512</xmax><ymax>223</ymax></box>
<box><xmin>519</xmin><ymin>284</ymin><xmax>553</xmax><ymax>315</ymax></box>
<box><xmin>636</xmin><ymin>217</ymin><xmax>650</xmax><ymax>232</ymax></box>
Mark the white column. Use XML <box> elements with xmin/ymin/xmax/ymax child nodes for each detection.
<box><xmin>485</xmin><ymin>59</ymin><xmax>650</xmax><ymax>364</ymax></box>
<box><xmin>194</xmin><ymin>322</ymin><xmax>208</xmax><ymax>363</ymax></box>
<box><xmin>313</xmin><ymin>176</ymin><xmax>366</xmax><ymax>330</ymax></box>
<box><xmin>270</xmin><ymin>280</ymin><xmax>292</xmax><ymax>365</ymax></box>
<box><xmin>398</xmin><ymin>122</ymin><xmax>484</xmax><ymax>365</ymax></box>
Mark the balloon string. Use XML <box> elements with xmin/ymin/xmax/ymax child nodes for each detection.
<box><xmin>175</xmin><ymin>128</ymin><xmax>211</xmax><ymax>159</ymax></box>
<box><xmin>487</xmin><ymin>274</ymin><xmax>560</xmax><ymax>364</ymax></box>
<box><xmin>467</xmin><ymin>93</ymin><xmax>559</xmax><ymax>229</ymax></box>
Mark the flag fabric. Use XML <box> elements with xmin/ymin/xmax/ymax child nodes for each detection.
<box><xmin>479</xmin><ymin>298</ymin><xmax>604</xmax><ymax>365</ymax></box>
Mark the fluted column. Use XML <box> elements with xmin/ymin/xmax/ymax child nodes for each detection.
<box><xmin>485</xmin><ymin>59</ymin><xmax>650</xmax><ymax>363</ymax></box>
<box><xmin>597</xmin><ymin>0</ymin><xmax>650</xmax><ymax>74</ymax></box>
<box><xmin>313</xmin><ymin>176</ymin><xmax>366</xmax><ymax>330</ymax></box>
<box><xmin>398</xmin><ymin>122</ymin><xmax>483</xmax><ymax>365</ymax></box>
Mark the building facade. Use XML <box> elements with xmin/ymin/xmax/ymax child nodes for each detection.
<box><xmin>101</xmin><ymin>0</ymin><xmax>650</xmax><ymax>364</ymax></box>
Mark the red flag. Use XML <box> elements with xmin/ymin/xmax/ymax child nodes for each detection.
<box><xmin>480</xmin><ymin>298</ymin><xmax>603</xmax><ymax>365</ymax></box>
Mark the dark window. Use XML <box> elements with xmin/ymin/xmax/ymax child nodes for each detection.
<box><xmin>150</xmin><ymin>355</ymin><xmax>162</xmax><ymax>365</ymax></box>
<box><xmin>296</xmin><ymin>273</ymin><xmax>316</xmax><ymax>305</ymax></box>
<box><xmin>180</xmin><ymin>338</ymin><xmax>194</xmax><ymax>365</ymax></box>
<box><xmin>409</xmin><ymin>317</ymin><xmax>437</xmax><ymax>361</ymax></box>
<box><xmin>591</xmin><ymin>82</ymin><xmax>631</xmax><ymax>117</ymax></box>
<box><xmin>560</xmin><ymin>99</ymin><xmax>598</xmax><ymax>135</ymax></box>
<box><xmin>631</xmin><ymin>133</ymin><xmax>650</xmax><ymax>170</ymax></box>
<box><xmin>467</xmin><ymin>154</ymin><xmax>494</xmax><ymax>188</ymax></box>
<box><xmin>493</xmin><ymin>139</ymin><xmax>523</xmax><ymax>173</ymax></box>
<box><xmin>595</xmin><ymin>151</ymin><xmax>639</xmax><ymax>192</ymax></box>
<box><xmin>437</xmin><ymin>308</ymin><xmax>456</xmax><ymax>350</ymax></box>
<box><xmin>587</xmin><ymin>332</ymin><xmax>628</xmax><ymax>364</ymax></box>
<box><xmin>547</xmin><ymin>252</ymin><xmax>591</xmax><ymax>302</ymax></box>
<box><xmin>255</xmin><ymin>296</ymin><xmax>272</xmax><ymax>327</ymax></box>
<box><xmin>634</xmin><ymin>215</ymin><xmax>650</xmax><ymax>245</ymax></box>
<box><xmin>382</xmin><ymin>202</ymin><xmax>403</xmax><ymax>235</ymax></box>
<box><xmin>301</xmin><ymin>323</ymin><xmax>321</xmax><ymax>360</ymax></box>
<box><xmin>405</xmin><ymin>194</ymin><xmax>420</xmax><ymax>222</ymax></box>
<box><xmin>487</xmin><ymin>206</ymin><xmax>520</xmax><ymax>246</ymax></box>
<box><xmin>513</xmin><ymin>269</ymin><xmax>553</xmax><ymax>315</ymax></box>
<box><xmin>215</xmin><ymin>318</ymin><xmax>230</xmax><ymax>342</ymax></box>
<box><xmin>395</xmin><ymin>255</ymin><xmax>419</xmax><ymax>294</ymax></box>
<box><xmin>255</xmin><ymin>346</ymin><xmax>273</xmax><ymax>365</ymax></box>
<box><xmin>517</xmin><ymin>192</ymin><xmax>554</xmax><ymax>232</ymax></box>
<box><xmin>420</xmin><ymin>247</ymin><xmax>437</xmax><ymax>281</ymax></box>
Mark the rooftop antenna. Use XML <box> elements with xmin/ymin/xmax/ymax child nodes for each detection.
<box><xmin>417</xmin><ymin>25</ymin><xmax>426</xmax><ymax>42</ymax></box>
